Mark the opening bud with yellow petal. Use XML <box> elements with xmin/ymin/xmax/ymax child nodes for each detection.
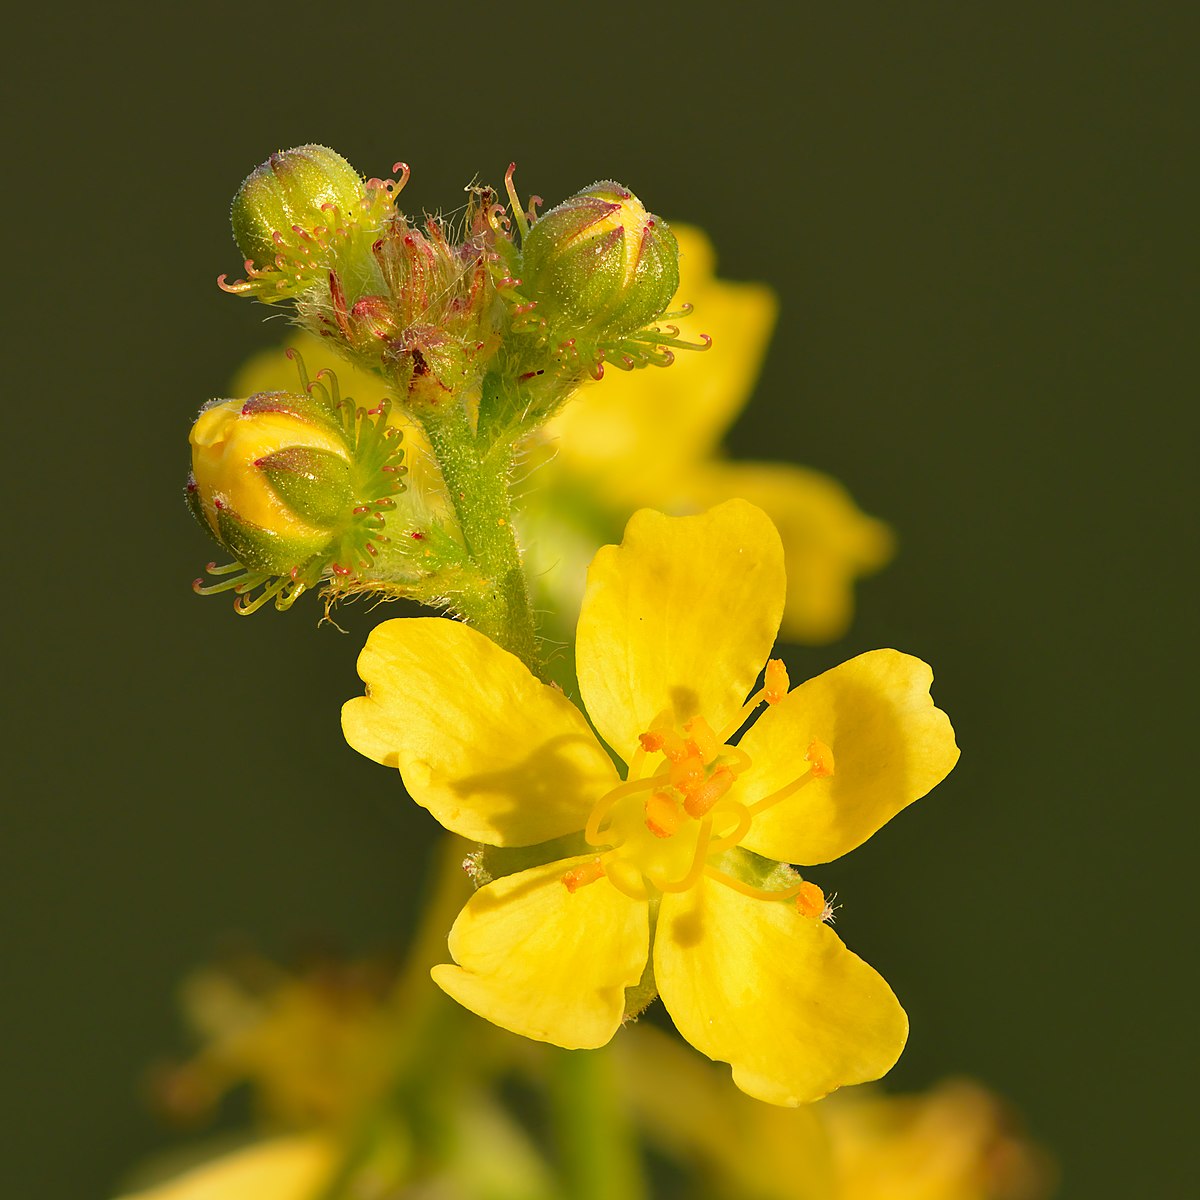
<box><xmin>519</xmin><ymin>181</ymin><xmax>680</xmax><ymax>348</ymax></box>
<box><xmin>186</xmin><ymin>373</ymin><xmax>406</xmax><ymax>613</ymax></box>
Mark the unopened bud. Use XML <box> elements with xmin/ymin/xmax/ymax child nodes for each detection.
<box><xmin>231</xmin><ymin>145</ymin><xmax>365</xmax><ymax>271</ymax></box>
<box><xmin>520</xmin><ymin>181</ymin><xmax>679</xmax><ymax>344</ymax></box>
<box><xmin>188</xmin><ymin>393</ymin><xmax>351</xmax><ymax>574</ymax></box>
<box><xmin>187</xmin><ymin>384</ymin><xmax>405</xmax><ymax>612</ymax></box>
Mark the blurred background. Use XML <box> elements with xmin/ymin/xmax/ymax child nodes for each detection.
<box><xmin>4</xmin><ymin>4</ymin><xmax>1192</xmax><ymax>1196</ymax></box>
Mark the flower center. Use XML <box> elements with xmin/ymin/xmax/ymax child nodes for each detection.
<box><xmin>563</xmin><ymin>659</ymin><xmax>836</xmax><ymax>919</ymax></box>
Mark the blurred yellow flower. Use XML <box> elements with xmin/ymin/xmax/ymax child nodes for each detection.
<box><xmin>116</xmin><ymin>1135</ymin><xmax>334</xmax><ymax>1200</ymax></box>
<box><xmin>618</xmin><ymin>1024</ymin><xmax>1054</xmax><ymax>1200</ymax></box>
<box><xmin>521</xmin><ymin>226</ymin><xmax>893</xmax><ymax>643</ymax></box>
<box><xmin>150</xmin><ymin>952</ymin><xmax>400</xmax><ymax>1128</ymax></box>
<box><xmin>823</xmin><ymin>1080</ymin><xmax>1057</xmax><ymax>1200</ymax></box>
<box><xmin>344</xmin><ymin>501</ymin><xmax>958</xmax><ymax>1105</ymax></box>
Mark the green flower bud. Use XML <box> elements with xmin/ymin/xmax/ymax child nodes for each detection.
<box><xmin>231</xmin><ymin>145</ymin><xmax>365</xmax><ymax>270</ymax></box>
<box><xmin>520</xmin><ymin>181</ymin><xmax>679</xmax><ymax>344</ymax></box>
<box><xmin>187</xmin><ymin>384</ymin><xmax>405</xmax><ymax>613</ymax></box>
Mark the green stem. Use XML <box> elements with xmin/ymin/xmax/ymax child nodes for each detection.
<box><xmin>417</xmin><ymin>402</ymin><xmax>544</xmax><ymax>679</ymax></box>
<box><xmin>549</xmin><ymin>1047</ymin><xmax>647</xmax><ymax>1200</ymax></box>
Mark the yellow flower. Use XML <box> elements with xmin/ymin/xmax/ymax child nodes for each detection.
<box><xmin>115</xmin><ymin>1135</ymin><xmax>334</xmax><ymax>1200</ymax></box>
<box><xmin>823</xmin><ymin>1080</ymin><xmax>1057</xmax><ymax>1200</ymax></box>
<box><xmin>343</xmin><ymin>501</ymin><xmax>958</xmax><ymax>1105</ymax></box>
<box><xmin>616</xmin><ymin>1024</ymin><xmax>1054</xmax><ymax>1200</ymax></box>
<box><xmin>521</xmin><ymin>226</ymin><xmax>893</xmax><ymax>643</ymax></box>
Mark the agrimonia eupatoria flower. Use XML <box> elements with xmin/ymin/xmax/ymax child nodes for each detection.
<box><xmin>342</xmin><ymin>501</ymin><xmax>959</xmax><ymax>1105</ymax></box>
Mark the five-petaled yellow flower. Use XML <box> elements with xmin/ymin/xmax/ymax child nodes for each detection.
<box><xmin>343</xmin><ymin>501</ymin><xmax>958</xmax><ymax>1105</ymax></box>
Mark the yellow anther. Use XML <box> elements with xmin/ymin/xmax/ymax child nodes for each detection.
<box><xmin>764</xmin><ymin>658</ymin><xmax>790</xmax><ymax>705</ymax></box>
<box><xmin>796</xmin><ymin>880</ymin><xmax>827</xmax><ymax>919</ymax></box>
<box><xmin>562</xmin><ymin>860</ymin><xmax>606</xmax><ymax>893</ymax></box>
<box><xmin>684</xmin><ymin>715</ymin><xmax>721</xmax><ymax>764</ymax></box>
<box><xmin>805</xmin><ymin>738</ymin><xmax>835</xmax><ymax>779</ymax></box>
<box><xmin>684</xmin><ymin>765</ymin><xmax>735</xmax><ymax>819</ymax></box>
<box><xmin>644</xmin><ymin>790</ymin><xmax>685</xmax><ymax>839</ymax></box>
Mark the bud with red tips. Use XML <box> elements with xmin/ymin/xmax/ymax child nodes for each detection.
<box><xmin>519</xmin><ymin>181</ymin><xmax>680</xmax><ymax>346</ymax></box>
<box><xmin>220</xmin><ymin>145</ymin><xmax>396</xmax><ymax>305</ymax></box>
<box><xmin>231</xmin><ymin>145</ymin><xmax>365</xmax><ymax>272</ymax></box>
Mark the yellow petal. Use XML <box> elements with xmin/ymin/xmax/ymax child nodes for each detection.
<box><xmin>576</xmin><ymin>501</ymin><xmax>785</xmax><ymax>763</ymax></box>
<box><xmin>655</xmin><ymin>876</ymin><xmax>908</xmax><ymax>1105</ymax></box>
<box><xmin>738</xmin><ymin>650</ymin><xmax>960</xmax><ymax>865</ymax></box>
<box><xmin>676</xmin><ymin>462</ymin><xmax>894</xmax><ymax>644</ymax></box>
<box><xmin>541</xmin><ymin>226</ymin><xmax>777</xmax><ymax>502</ymax></box>
<box><xmin>116</xmin><ymin>1135</ymin><xmax>333</xmax><ymax>1200</ymax></box>
<box><xmin>432</xmin><ymin>857</ymin><xmax>648</xmax><ymax>1049</ymax></box>
<box><xmin>343</xmin><ymin>618</ymin><xmax>618</xmax><ymax>846</ymax></box>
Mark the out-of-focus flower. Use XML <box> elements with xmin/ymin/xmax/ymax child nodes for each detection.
<box><xmin>149</xmin><ymin>952</ymin><xmax>400</xmax><ymax>1128</ymax></box>
<box><xmin>617</xmin><ymin>1024</ymin><xmax>1055</xmax><ymax>1200</ymax></box>
<box><xmin>521</xmin><ymin>225</ymin><xmax>893</xmax><ymax>644</ymax></box>
<box><xmin>115</xmin><ymin>1135</ymin><xmax>334</xmax><ymax>1200</ymax></box>
<box><xmin>823</xmin><ymin>1079</ymin><xmax>1057</xmax><ymax>1200</ymax></box>
<box><xmin>343</xmin><ymin>501</ymin><xmax>958</xmax><ymax>1104</ymax></box>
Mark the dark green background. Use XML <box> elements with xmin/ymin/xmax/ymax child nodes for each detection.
<box><xmin>5</xmin><ymin>5</ymin><xmax>1193</xmax><ymax>1197</ymax></box>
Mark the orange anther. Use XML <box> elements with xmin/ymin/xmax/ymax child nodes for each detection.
<box><xmin>669</xmin><ymin>753</ymin><xmax>706</xmax><ymax>795</ymax></box>
<box><xmin>805</xmin><ymin>738</ymin><xmax>835</xmax><ymax>779</ymax></box>
<box><xmin>562</xmin><ymin>860</ymin><xmax>605</xmax><ymax>893</ymax></box>
<box><xmin>644</xmin><ymin>791</ymin><xmax>684</xmax><ymax>838</ymax></box>
<box><xmin>684</xmin><ymin>715</ymin><xmax>721</xmax><ymax>764</ymax></box>
<box><xmin>684</xmin><ymin>766</ymin><xmax>734</xmax><ymax>819</ymax></box>
<box><xmin>764</xmin><ymin>659</ymin><xmax>790</xmax><ymax>705</ymax></box>
<box><xmin>796</xmin><ymin>880</ymin><xmax>827</xmax><ymax>919</ymax></box>
<box><xmin>638</xmin><ymin>730</ymin><xmax>665</xmax><ymax>753</ymax></box>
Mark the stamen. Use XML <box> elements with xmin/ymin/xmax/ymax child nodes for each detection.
<box><xmin>717</xmin><ymin>660</ymin><xmax>794</xmax><ymax>742</ymax></box>
<box><xmin>745</xmin><ymin>770</ymin><xmax>817</xmax><ymax>817</ymax></box>
<box><xmin>585</xmin><ymin>773</ymin><xmax>667</xmax><ymax>846</ymax></box>
<box><xmin>639</xmin><ymin>728</ymin><xmax>689</xmax><ymax>762</ymax></box>
<box><xmin>796</xmin><ymin>881</ymin><xmax>828</xmax><ymax>919</ymax></box>
<box><xmin>764</xmin><ymin>659</ymin><xmax>790</xmax><ymax>704</ymax></box>
<box><xmin>805</xmin><ymin>738</ymin><xmax>835</xmax><ymax>778</ymax></box>
<box><xmin>706</xmin><ymin>798</ymin><xmax>752</xmax><ymax>852</ymax></box>
<box><xmin>644</xmin><ymin>790</ymin><xmax>684</xmax><ymax>839</ymax></box>
<box><xmin>703</xmin><ymin>865</ymin><xmax>806</xmax><ymax>903</ymax></box>
<box><xmin>683</xmin><ymin>765</ymin><xmax>734</xmax><ymax>819</ymax></box>
<box><xmin>562</xmin><ymin>860</ymin><xmax>605</xmax><ymax>893</ymax></box>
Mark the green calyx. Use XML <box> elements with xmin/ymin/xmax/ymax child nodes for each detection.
<box><xmin>231</xmin><ymin>144</ymin><xmax>365</xmax><ymax>271</ymax></box>
<box><xmin>519</xmin><ymin>181</ymin><xmax>680</xmax><ymax>345</ymax></box>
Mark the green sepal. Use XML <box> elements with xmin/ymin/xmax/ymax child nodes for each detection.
<box><xmin>257</xmin><ymin>445</ymin><xmax>353</xmax><ymax>527</ymax></box>
<box><xmin>710</xmin><ymin>845</ymin><xmax>803</xmax><ymax>896</ymax></box>
<box><xmin>231</xmin><ymin>144</ymin><xmax>365</xmax><ymax>271</ymax></box>
<box><xmin>464</xmin><ymin>832</ymin><xmax>591</xmax><ymax>889</ymax></box>
<box><xmin>213</xmin><ymin>502</ymin><xmax>328</xmax><ymax>577</ymax></box>
<box><xmin>622</xmin><ymin>895</ymin><xmax>660</xmax><ymax>1022</ymax></box>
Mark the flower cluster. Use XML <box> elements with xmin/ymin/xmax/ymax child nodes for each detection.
<box><xmin>139</xmin><ymin>142</ymin><xmax>1046</xmax><ymax>1200</ymax></box>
